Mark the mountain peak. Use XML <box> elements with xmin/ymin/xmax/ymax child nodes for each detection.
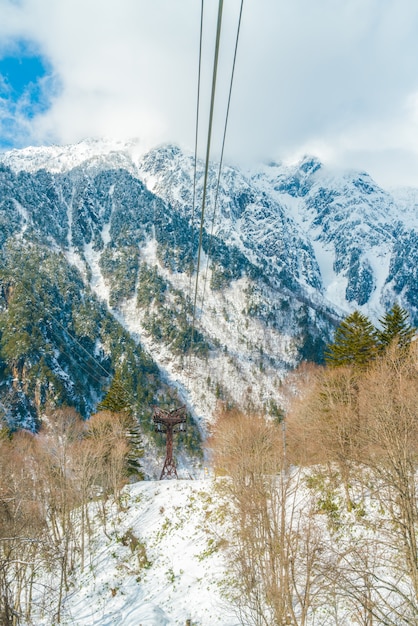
<box><xmin>298</xmin><ymin>155</ymin><xmax>322</xmax><ymax>175</ymax></box>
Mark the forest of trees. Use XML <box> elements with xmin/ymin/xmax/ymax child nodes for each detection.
<box><xmin>0</xmin><ymin>242</ymin><xmax>165</xmax><ymax>429</ymax></box>
<box><xmin>0</xmin><ymin>405</ymin><xmax>139</xmax><ymax>624</ymax></box>
<box><xmin>210</xmin><ymin>304</ymin><xmax>418</xmax><ymax>625</ymax></box>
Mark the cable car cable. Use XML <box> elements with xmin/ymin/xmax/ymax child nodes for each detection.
<box><xmin>17</xmin><ymin>281</ymin><xmax>145</xmax><ymax>409</ymax></box>
<box><xmin>201</xmin><ymin>0</ymin><xmax>244</xmax><ymax>312</ymax></box>
<box><xmin>188</xmin><ymin>0</ymin><xmax>205</xmax><ymax>299</ymax></box>
<box><xmin>190</xmin><ymin>0</ymin><xmax>224</xmax><ymax>354</ymax></box>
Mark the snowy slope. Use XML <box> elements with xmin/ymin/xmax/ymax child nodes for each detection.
<box><xmin>29</xmin><ymin>469</ymin><xmax>417</xmax><ymax>626</ymax></box>
<box><xmin>42</xmin><ymin>479</ymin><xmax>239</xmax><ymax>626</ymax></box>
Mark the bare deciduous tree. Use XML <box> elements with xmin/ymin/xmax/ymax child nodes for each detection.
<box><xmin>288</xmin><ymin>342</ymin><xmax>418</xmax><ymax>624</ymax></box>
<box><xmin>211</xmin><ymin>408</ymin><xmax>323</xmax><ymax>626</ymax></box>
<box><xmin>357</xmin><ymin>343</ymin><xmax>418</xmax><ymax>617</ymax></box>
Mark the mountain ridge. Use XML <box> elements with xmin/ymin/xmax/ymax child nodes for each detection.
<box><xmin>0</xmin><ymin>139</ymin><xmax>417</xmax><ymax>430</ymax></box>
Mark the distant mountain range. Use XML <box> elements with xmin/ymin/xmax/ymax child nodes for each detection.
<box><xmin>1</xmin><ymin>139</ymin><xmax>417</xmax><ymax>429</ymax></box>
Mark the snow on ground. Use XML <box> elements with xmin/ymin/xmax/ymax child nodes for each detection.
<box><xmin>83</xmin><ymin>242</ymin><xmax>112</xmax><ymax>302</ymax></box>
<box><xmin>54</xmin><ymin>479</ymin><xmax>239</xmax><ymax>626</ymax></box>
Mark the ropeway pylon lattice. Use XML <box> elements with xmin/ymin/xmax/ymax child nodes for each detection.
<box><xmin>153</xmin><ymin>406</ymin><xmax>187</xmax><ymax>480</ymax></box>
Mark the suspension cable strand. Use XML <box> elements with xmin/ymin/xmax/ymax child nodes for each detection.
<box><xmin>20</xmin><ymin>280</ymin><xmax>112</xmax><ymax>381</ymax></box>
<box><xmin>188</xmin><ymin>0</ymin><xmax>204</xmax><ymax>299</ymax></box>
<box><xmin>190</xmin><ymin>0</ymin><xmax>224</xmax><ymax>357</ymax></box>
<box><xmin>185</xmin><ymin>0</ymin><xmax>204</xmax><ymax>369</ymax></box>
<box><xmin>44</xmin><ymin>320</ymin><xmax>109</xmax><ymax>386</ymax></box>
<box><xmin>46</xmin><ymin>309</ymin><xmax>112</xmax><ymax>379</ymax></box>
<box><xmin>52</xmin><ymin>313</ymin><xmax>140</xmax><ymax>406</ymax></box>
<box><xmin>20</xmin><ymin>287</ymin><xmax>111</xmax><ymax>385</ymax></box>
<box><xmin>44</xmin><ymin>307</ymin><xmax>138</xmax><ymax>405</ymax></box>
<box><xmin>201</xmin><ymin>0</ymin><xmax>244</xmax><ymax>310</ymax></box>
<box><xmin>19</xmin><ymin>282</ymin><xmax>143</xmax><ymax>408</ymax></box>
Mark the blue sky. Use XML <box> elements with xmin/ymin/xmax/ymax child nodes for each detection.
<box><xmin>2</xmin><ymin>0</ymin><xmax>418</xmax><ymax>187</ymax></box>
<box><xmin>0</xmin><ymin>41</ymin><xmax>56</xmax><ymax>147</ymax></box>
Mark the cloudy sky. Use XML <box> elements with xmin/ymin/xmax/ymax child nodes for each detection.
<box><xmin>1</xmin><ymin>0</ymin><xmax>418</xmax><ymax>187</ymax></box>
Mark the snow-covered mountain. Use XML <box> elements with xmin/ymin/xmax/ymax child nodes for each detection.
<box><xmin>1</xmin><ymin>138</ymin><xmax>417</xmax><ymax>428</ymax></box>
<box><xmin>4</xmin><ymin>138</ymin><xmax>415</xmax><ymax>318</ymax></box>
<box><xmin>140</xmin><ymin>144</ymin><xmax>418</xmax><ymax>317</ymax></box>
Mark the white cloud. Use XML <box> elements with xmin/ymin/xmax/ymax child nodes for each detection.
<box><xmin>2</xmin><ymin>0</ymin><xmax>418</xmax><ymax>185</ymax></box>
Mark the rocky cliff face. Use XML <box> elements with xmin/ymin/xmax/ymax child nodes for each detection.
<box><xmin>136</xmin><ymin>144</ymin><xmax>418</xmax><ymax>321</ymax></box>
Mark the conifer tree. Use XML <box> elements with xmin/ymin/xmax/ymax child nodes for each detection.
<box><xmin>97</xmin><ymin>370</ymin><xmax>144</xmax><ymax>479</ymax></box>
<box><xmin>97</xmin><ymin>369</ymin><xmax>132</xmax><ymax>414</ymax></box>
<box><xmin>377</xmin><ymin>303</ymin><xmax>415</xmax><ymax>351</ymax></box>
<box><xmin>325</xmin><ymin>310</ymin><xmax>378</xmax><ymax>368</ymax></box>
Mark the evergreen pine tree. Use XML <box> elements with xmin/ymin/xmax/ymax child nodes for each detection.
<box><xmin>377</xmin><ymin>303</ymin><xmax>416</xmax><ymax>351</ymax></box>
<box><xmin>97</xmin><ymin>369</ymin><xmax>132</xmax><ymax>413</ymax></box>
<box><xmin>97</xmin><ymin>370</ymin><xmax>144</xmax><ymax>479</ymax></box>
<box><xmin>325</xmin><ymin>310</ymin><xmax>378</xmax><ymax>368</ymax></box>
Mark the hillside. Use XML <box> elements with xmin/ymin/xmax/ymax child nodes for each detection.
<box><xmin>44</xmin><ymin>479</ymin><xmax>233</xmax><ymax>626</ymax></box>
<box><xmin>1</xmin><ymin>139</ymin><xmax>418</xmax><ymax>430</ymax></box>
